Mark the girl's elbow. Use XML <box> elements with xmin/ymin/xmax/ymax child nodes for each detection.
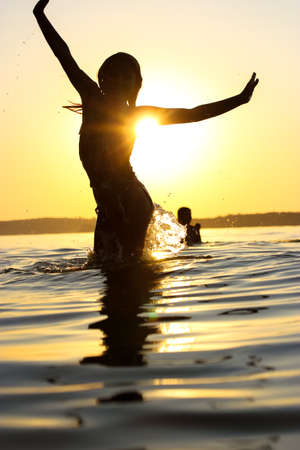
<box><xmin>33</xmin><ymin>5</ymin><xmax>40</xmax><ymax>15</ymax></box>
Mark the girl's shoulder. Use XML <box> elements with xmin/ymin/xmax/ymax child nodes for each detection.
<box><xmin>81</xmin><ymin>84</ymin><xmax>102</xmax><ymax>105</ymax></box>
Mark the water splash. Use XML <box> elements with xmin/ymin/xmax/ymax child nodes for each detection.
<box><xmin>144</xmin><ymin>204</ymin><xmax>186</xmax><ymax>259</ymax></box>
<box><xmin>28</xmin><ymin>259</ymin><xmax>88</xmax><ymax>273</ymax></box>
<box><xmin>86</xmin><ymin>205</ymin><xmax>186</xmax><ymax>265</ymax></box>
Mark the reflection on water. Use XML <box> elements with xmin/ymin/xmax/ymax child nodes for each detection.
<box><xmin>1</xmin><ymin>228</ymin><xmax>300</xmax><ymax>449</ymax></box>
<box><xmin>81</xmin><ymin>261</ymin><xmax>161</xmax><ymax>366</ymax></box>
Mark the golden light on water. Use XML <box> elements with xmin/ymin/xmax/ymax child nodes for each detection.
<box><xmin>0</xmin><ymin>416</ymin><xmax>74</xmax><ymax>429</ymax></box>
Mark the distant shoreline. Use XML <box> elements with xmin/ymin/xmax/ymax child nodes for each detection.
<box><xmin>1</xmin><ymin>212</ymin><xmax>300</xmax><ymax>236</ymax></box>
<box><xmin>192</xmin><ymin>212</ymin><xmax>300</xmax><ymax>229</ymax></box>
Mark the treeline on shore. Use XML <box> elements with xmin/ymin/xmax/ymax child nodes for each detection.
<box><xmin>0</xmin><ymin>218</ymin><xmax>96</xmax><ymax>236</ymax></box>
<box><xmin>192</xmin><ymin>212</ymin><xmax>300</xmax><ymax>228</ymax></box>
<box><xmin>1</xmin><ymin>212</ymin><xmax>300</xmax><ymax>236</ymax></box>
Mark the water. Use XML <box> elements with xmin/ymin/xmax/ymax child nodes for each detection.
<box><xmin>1</xmin><ymin>226</ymin><xmax>300</xmax><ymax>449</ymax></box>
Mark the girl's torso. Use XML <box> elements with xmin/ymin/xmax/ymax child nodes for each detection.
<box><xmin>79</xmin><ymin>88</ymin><xmax>137</xmax><ymax>188</ymax></box>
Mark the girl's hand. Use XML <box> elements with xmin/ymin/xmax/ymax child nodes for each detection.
<box><xmin>240</xmin><ymin>73</ymin><xmax>259</xmax><ymax>104</ymax></box>
<box><xmin>33</xmin><ymin>0</ymin><xmax>50</xmax><ymax>14</ymax></box>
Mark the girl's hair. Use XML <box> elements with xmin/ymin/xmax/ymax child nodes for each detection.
<box><xmin>64</xmin><ymin>52</ymin><xmax>142</xmax><ymax>114</ymax></box>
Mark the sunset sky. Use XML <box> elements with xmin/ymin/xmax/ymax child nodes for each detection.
<box><xmin>1</xmin><ymin>0</ymin><xmax>299</xmax><ymax>221</ymax></box>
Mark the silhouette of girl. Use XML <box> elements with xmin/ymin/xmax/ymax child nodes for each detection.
<box><xmin>33</xmin><ymin>0</ymin><xmax>258</xmax><ymax>262</ymax></box>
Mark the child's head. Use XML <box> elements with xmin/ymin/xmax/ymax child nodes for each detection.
<box><xmin>177</xmin><ymin>207</ymin><xmax>192</xmax><ymax>226</ymax></box>
<box><xmin>98</xmin><ymin>52</ymin><xmax>142</xmax><ymax>106</ymax></box>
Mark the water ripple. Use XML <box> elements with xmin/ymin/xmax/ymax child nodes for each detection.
<box><xmin>0</xmin><ymin>228</ymin><xmax>300</xmax><ymax>448</ymax></box>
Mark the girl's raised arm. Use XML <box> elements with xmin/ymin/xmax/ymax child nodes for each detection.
<box><xmin>136</xmin><ymin>73</ymin><xmax>259</xmax><ymax>125</ymax></box>
<box><xmin>33</xmin><ymin>0</ymin><xmax>97</xmax><ymax>96</ymax></box>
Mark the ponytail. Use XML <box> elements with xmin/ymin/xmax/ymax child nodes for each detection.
<box><xmin>63</xmin><ymin>102</ymin><xmax>82</xmax><ymax>114</ymax></box>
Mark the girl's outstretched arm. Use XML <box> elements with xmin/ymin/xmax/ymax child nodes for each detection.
<box><xmin>33</xmin><ymin>0</ymin><xmax>97</xmax><ymax>96</ymax></box>
<box><xmin>136</xmin><ymin>73</ymin><xmax>259</xmax><ymax>125</ymax></box>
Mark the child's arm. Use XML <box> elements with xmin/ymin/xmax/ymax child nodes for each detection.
<box><xmin>136</xmin><ymin>73</ymin><xmax>259</xmax><ymax>125</ymax></box>
<box><xmin>33</xmin><ymin>0</ymin><xmax>97</xmax><ymax>96</ymax></box>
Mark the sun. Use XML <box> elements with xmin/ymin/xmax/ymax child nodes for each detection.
<box><xmin>132</xmin><ymin>115</ymin><xmax>189</xmax><ymax>180</ymax></box>
<box><xmin>131</xmin><ymin>115</ymin><xmax>211</xmax><ymax>184</ymax></box>
<box><xmin>135</xmin><ymin>117</ymin><xmax>159</xmax><ymax>137</ymax></box>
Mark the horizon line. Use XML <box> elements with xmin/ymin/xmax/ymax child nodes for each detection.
<box><xmin>1</xmin><ymin>210</ymin><xmax>300</xmax><ymax>223</ymax></box>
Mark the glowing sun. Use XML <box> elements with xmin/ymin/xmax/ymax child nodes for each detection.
<box><xmin>131</xmin><ymin>116</ymin><xmax>209</xmax><ymax>182</ymax></box>
<box><xmin>135</xmin><ymin>117</ymin><xmax>159</xmax><ymax>137</ymax></box>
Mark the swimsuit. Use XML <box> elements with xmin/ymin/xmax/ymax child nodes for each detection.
<box><xmin>79</xmin><ymin>120</ymin><xmax>153</xmax><ymax>261</ymax></box>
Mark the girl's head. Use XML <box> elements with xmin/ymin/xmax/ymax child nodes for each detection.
<box><xmin>98</xmin><ymin>52</ymin><xmax>142</xmax><ymax>106</ymax></box>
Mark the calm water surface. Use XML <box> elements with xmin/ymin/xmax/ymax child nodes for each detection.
<box><xmin>0</xmin><ymin>226</ymin><xmax>300</xmax><ymax>449</ymax></box>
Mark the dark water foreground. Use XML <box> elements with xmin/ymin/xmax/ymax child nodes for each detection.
<box><xmin>0</xmin><ymin>227</ymin><xmax>300</xmax><ymax>449</ymax></box>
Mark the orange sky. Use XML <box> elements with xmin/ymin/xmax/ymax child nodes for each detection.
<box><xmin>1</xmin><ymin>0</ymin><xmax>300</xmax><ymax>220</ymax></box>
